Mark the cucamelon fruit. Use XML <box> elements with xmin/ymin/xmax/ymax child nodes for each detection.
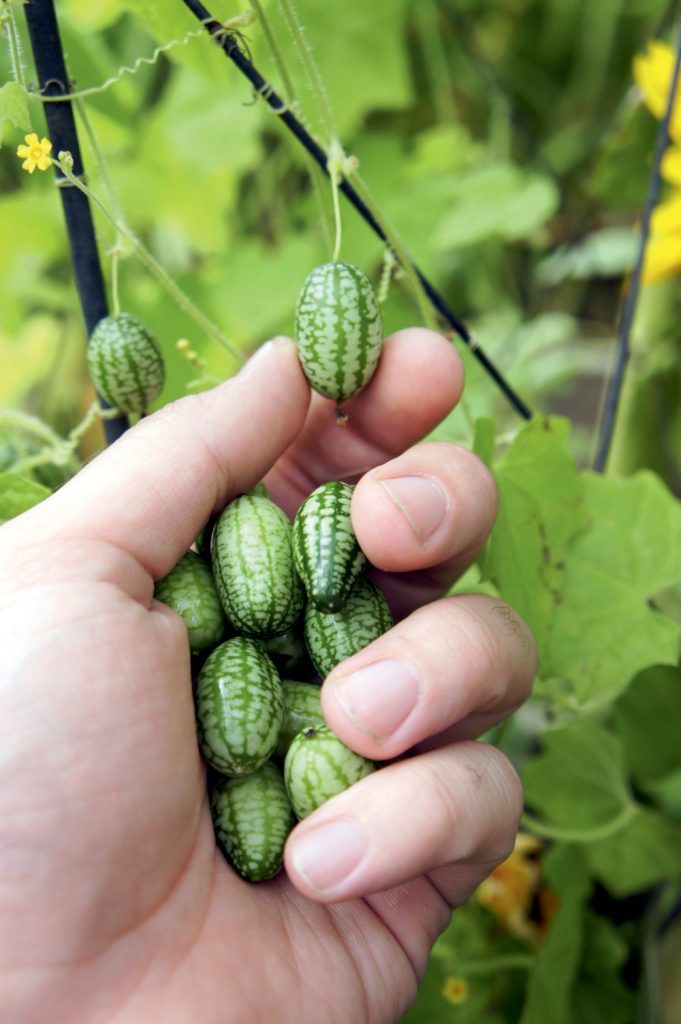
<box><xmin>294</xmin><ymin>262</ymin><xmax>383</xmax><ymax>402</ymax></box>
<box><xmin>304</xmin><ymin>577</ymin><xmax>393</xmax><ymax>679</ymax></box>
<box><xmin>154</xmin><ymin>550</ymin><xmax>225</xmax><ymax>654</ymax></box>
<box><xmin>284</xmin><ymin>725</ymin><xmax>375</xmax><ymax>819</ymax></box>
<box><xmin>211</xmin><ymin>494</ymin><xmax>305</xmax><ymax>638</ymax></box>
<box><xmin>211</xmin><ymin>762</ymin><xmax>294</xmax><ymax>881</ymax></box>
<box><xmin>274</xmin><ymin>680</ymin><xmax>324</xmax><ymax>760</ymax></box>
<box><xmin>195</xmin><ymin>637</ymin><xmax>283</xmax><ymax>776</ymax></box>
<box><xmin>293</xmin><ymin>481</ymin><xmax>366</xmax><ymax>613</ymax></box>
<box><xmin>87</xmin><ymin>312</ymin><xmax>165</xmax><ymax>414</ymax></box>
<box><xmin>258</xmin><ymin>626</ymin><xmax>309</xmax><ymax>675</ymax></box>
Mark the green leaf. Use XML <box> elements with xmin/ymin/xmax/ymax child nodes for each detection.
<box><xmin>616</xmin><ymin>664</ymin><xmax>681</xmax><ymax>785</ymax></box>
<box><xmin>435</xmin><ymin>163</ymin><xmax>560</xmax><ymax>249</ymax></box>
<box><xmin>519</xmin><ymin>845</ymin><xmax>590</xmax><ymax>1024</ymax></box>
<box><xmin>0</xmin><ymin>471</ymin><xmax>51</xmax><ymax>524</ymax></box>
<box><xmin>545</xmin><ymin>472</ymin><xmax>681</xmax><ymax>708</ymax></box>
<box><xmin>571</xmin><ymin>914</ymin><xmax>635</xmax><ymax>1024</ymax></box>
<box><xmin>523</xmin><ymin>720</ymin><xmax>631</xmax><ymax>830</ymax></box>
<box><xmin>483</xmin><ymin>416</ymin><xmax>587</xmax><ymax>659</ymax></box>
<box><xmin>586</xmin><ymin>810</ymin><xmax>681</xmax><ymax>897</ymax></box>
<box><xmin>473</xmin><ymin>416</ymin><xmax>496</xmax><ymax>469</ymax></box>
<box><xmin>0</xmin><ymin>82</ymin><xmax>32</xmax><ymax>146</ymax></box>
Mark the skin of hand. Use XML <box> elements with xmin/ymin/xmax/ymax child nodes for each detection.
<box><xmin>0</xmin><ymin>329</ymin><xmax>536</xmax><ymax>1024</ymax></box>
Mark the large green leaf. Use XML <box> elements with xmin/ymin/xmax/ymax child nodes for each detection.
<box><xmin>0</xmin><ymin>471</ymin><xmax>51</xmax><ymax>524</ymax></box>
<box><xmin>616</xmin><ymin>664</ymin><xmax>681</xmax><ymax>785</ymax></box>
<box><xmin>586</xmin><ymin>811</ymin><xmax>681</xmax><ymax>897</ymax></box>
<box><xmin>523</xmin><ymin>719</ymin><xmax>631</xmax><ymax>829</ymax></box>
<box><xmin>482</xmin><ymin>415</ymin><xmax>587</xmax><ymax>659</ymax></box>
<box><xmin>0</xmin><ymin>82</ymin><xmax>32</xmax><ymax>146</ymax></box>
<box><xmin>545</xmin><ymin>472</ymin><xmax>681</xmax><ymax>707</ymax></box>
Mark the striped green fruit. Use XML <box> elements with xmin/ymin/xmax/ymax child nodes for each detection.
<box><xmin>304</xmin><ymin>577</ymin><xmax>393</xmax><ymax>679</ymax></box>
<box><xmin>284</xmin><ymin>725</ymin><xmax>375</xmax><ymax>819</ymax></box>
<box><xmin>211</xmin><ymin>762</ymin><xmax>294</xmax><ymax>882</ymax></box>
<box><xmin>293</xmin><ymin>481</ymin><xmax>366</xmax><ymax>613</ymax></box>
<box><xmin>211</xmin><ymin>494</ymin><xmax>305</xmax><ymax>638</ymax></box>
<box><xmin>154</xmin><ymin>551</ymin><xmax>225</xmax><ymax>654</ymax></box>
<box><xmin>196</xmin><ymin>637</ymin><xmax>283</xmax><ymax>776</ymax></box>
<box><xmin>87</xmin><ymin>312</ymin><xmax>165</xmax><ymax>414</ymax></box>
<box><xmin>294</xmin><ymin>261</ymin><xmax>383</xmax><ymax>402</ymax></box>
<box><xmin>258</xmin><ymin>626</ymin><xmax>309</xmax><ymax>675</ymax></box>
<box><xmin>274</xmin><ymin>680</ymin><xmax>324</xmax><ymax>760</ymax></box>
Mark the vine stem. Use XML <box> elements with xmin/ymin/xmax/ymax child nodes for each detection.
<box><xmin>249</xmin><ymin>0</ymin><xmax>334</xmax><ymax>252</ymax></box>
<box><xmin>180</xmin><ymin>0</ymin><xmax>532</xmax><ymax>420</ymax></box>
<box><xmin>3</xmin><ymin>0</ymin><xmax>26</xmax><ymax>88</ymax></box>
<box><xmin>593</xmin><ymin>16</ymin><xmax>681</xmax><ymax>471</ymax></box>
<box><xmin>54</xmin><ymin>158</ymin><xmax>246</xmax><ymax>363</ymax></box>
<box><xmin>277</xmin><ymin>0</ymin><xmax>336</xmax><ymax>138</ymax></box>
<box><xmin>521</xmin><ymin>802</ymin><xmax>637</xmax><ymax>843</ymax></box>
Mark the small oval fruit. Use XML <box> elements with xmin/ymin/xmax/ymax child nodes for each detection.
<box><xmin>211</xmin><ymin>762</ymin><xmax>295</xmax><ymax>881</ymax></box>
<box><xmin>293</xmin><ymin>481</ymin><xmax>366</xmax><ymax>612</ymax></box>
<box><xmin>211</xmin><ymin>494</ymin><xmax>305</xmax><ymax>638</ymax></box>
<box><xmin>154</xmin><ymin>550</ymin><xmax>225</xmax><ymax>654</ymax></box>
<box><xmin>87</xmin><ymin>312</ymin><xmax>165</xmax><ymax>414</ymax></box>
<box><xmin>195</xmin><ymin>637</ymin><xmax>283</xmax><ymax>776</ymax></box>
<box><xmin>284</xmin><ymin>725</ymin><xmax>375</xmax><ymax>819</ymax></box>
<box><xmin>304</xmin><ymin>577</ymin><xmax>393</xmax><ymax>679</ymax></box>
<box><xmin>274</xmin><ymin>680</ymin><xmax>324</xmax><ymax>760</ymax></box>
<box><xmin>294</xmin><ymin>261</ymin><xmax>383</xmax><ymax>402</ymax></box>
<box><xmin>258</xmin><ymin>626</ymin><xmax>309</xmax><ymax>675</ymax></box>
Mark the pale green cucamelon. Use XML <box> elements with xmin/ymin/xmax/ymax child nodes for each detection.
<box><xmin>284</xmin><ymin>725</ymin><xmax>375</xmax><ymax>819</ymax></box>
<box><xmin>294</xmin><ymin>261</ymin><xmax>383</xmax><ymax>402</ymax></box>
<box><xmin>211</xmin><ymin>494</ymin><xmax>305</xmax><ymax>638</ymax></box>
<box><xmin>154</xmin><ymin>551</ymin><xmax>225</xmax><ymax>654</ymax></box>
<box><xmin>304</xmin><ymin>577</ymin><xmax>393</xmax><ymax>679</ymax></box>
<box><xmin>87</xmin><ymin>312</ymin><xmax>165</xmax><ymax>414</ymax></box>
<box><xmin>274</xmin><ymin>680</ymin><xmax>324</xmax><ymax>760</ymax></box>
<box><xmin>293</xmin><ymin>481</ymin><xmax>366</xmax><ymax>613</ymax></box>
<box><xmin>211</xmin><ymin>762</ymin><xmax>295</xmax><ymax>881</ymax></box>
<box><xmin>195</xmin><ymin>637</ymin><xmax>283</xmax><ymax>776</ymax></box>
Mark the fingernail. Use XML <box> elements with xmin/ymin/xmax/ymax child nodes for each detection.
<box><xmin>238</xmin><ymin>337</ymin><xmax>289</xmax><ymax>377</ymax></box>
<box><xmin>289</xmin><ymin>819</ymin><xmax>366</xmax><ymax>892</ymax></box>
<box><xmin>332</xmin><ymin>659</ymin><xmax>420</xmax><ymax>741</ymax></box>
<box><xmin>378</xmin><ymin>476</ymin><xmax>448</xmax><ymax>543</ymax></box>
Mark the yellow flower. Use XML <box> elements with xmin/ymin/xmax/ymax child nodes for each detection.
<box><xmin>476</xmin><ymin>832</ymin><xmax>546</xmax><ymax>943</ymax></box>
<box><xmin>441</xmin><ymin>976</ymin><xmax>469</xmax><ymax>1006</ymax></box>
<box><xmin>16</xmin><ymin>133</ymin><xmax>53</xmax><ymax>174</ymax></box>
<box><xmin>633</xmin><ymin>41</ymin><xmax>681</xmax><ymax>143</ymax></box>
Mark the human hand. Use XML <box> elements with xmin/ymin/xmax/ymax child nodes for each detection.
<box><xmin>0</xmin><ymin>330</ymin><xmax>535</xmax><ymax>1023</ymax></box>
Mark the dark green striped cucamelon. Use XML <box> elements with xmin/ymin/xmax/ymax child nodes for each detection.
<box><xmin>87</xmin><ymin>312</ymin><xmax>165</xmax><ymax>414</ymax></box>
<box><xmin>258</xmin><ymin>626</ymin><xmax>309</xmax><ymax>675</ymax></box>
<box><xmin>211</xmin><ymin>494</ymin><xmax>304</xmax><ymax>638</ymax></box>
<box><xmin>304</xmin><ymin>577</ymin><xmax>393</xmax><ymax>679</ymax></box>
<box><xmin>211</xmin><ymin>762</ymin><xmax>294</xmax><ymax>881</ymax></box>
<box><xmin>154</xmin><ymin>551</ymin><xmax>225</xmax><ymax>654</ymax></box>
<box><xmin>284</xmin><ymin>725</ymin><xmax>375</xmax><ymax>819</ymax></box>
<box><xmin>195</xmin><ymin>637</ymin><xmax>283</xmax><ymax>776</ymax></box>
<box><xmin>274</xmin><ymin>680</ymin><xmax>324</xmax><ymax>760</ymax></box>
<box><xmin>293</xmin><ymin>481</ymin><xmax>366</xmax><ymax>613</ymax></box>
<box><xmin>294</xmin><ymin>262</ymin><xmax>383</xmax><ymax>402</ymax></box>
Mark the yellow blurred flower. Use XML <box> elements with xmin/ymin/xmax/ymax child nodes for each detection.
<box><xmin>633</xmin><ymin>42</ymin><xmax>681</xmax><ymax>283</ymax></box>
<box><xmin>16</xmin><ymin>133</ymin><xmax>53</xmax><ymax>174</ymax></box>
<box><xmin>476</xmin><ymin>832</ymin><xmax>560</xmax><ymax>946</ymax></box>
<box><xmin>442</xmin><ymin>976</ymin><xmax>469</xmax><ymax>1006</ymax></box>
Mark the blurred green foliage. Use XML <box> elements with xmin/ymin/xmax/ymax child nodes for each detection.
<box><xmin>2</xmin><ymin>0</ymin><xmax>681</xmax><ymax>1021</ymax></box>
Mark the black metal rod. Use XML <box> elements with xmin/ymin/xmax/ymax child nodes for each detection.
<box><xmin>23</xmin><ymin>0</ymin><xmax>128</xmax><ymax>445</ymax></box>
<box><xmin>180</xmin><ymin>0</ymin><xmax>532</xmax><ymax>420</ymax></box>
<box><xmin>594</xmin><ymin>19</ymin><xmax>681</xmax><ymax>472</ymax></box>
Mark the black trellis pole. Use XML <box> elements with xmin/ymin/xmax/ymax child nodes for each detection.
<box><xmin>23</xmin><ymin>0</ymin><xmax>128</xmax><ymax>446</ymax></box>
<box><xmin>593</xmin><ymin>18</ymin><xmax>681</xmax><ymax>472</ymax></box>
<box><xmin>180</xmin><ymin>0</ymin><xmax>532</xmax><ymax>421</ymax></box>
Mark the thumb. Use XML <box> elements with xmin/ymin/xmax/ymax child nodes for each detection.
<box><xmin>29</xmin><ymin>337</ymin><xmax>310</xmax><ymax>579</ymax></box>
